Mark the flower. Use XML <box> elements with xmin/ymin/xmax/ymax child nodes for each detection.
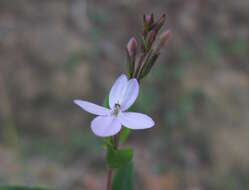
<box><xmin>74</xmin><ymin>74</ymin><xmax>155</xmax><ymax>137</ymax></box>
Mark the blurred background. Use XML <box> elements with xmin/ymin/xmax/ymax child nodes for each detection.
<box><xmin>0</xmin><ymin>0</ymin><xmax>249</xmax><ymax>190</ymax></box>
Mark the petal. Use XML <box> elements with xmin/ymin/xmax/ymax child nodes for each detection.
<box><xmin>109</xmin><ymin>74</ymin><xmax>128</xmax><ymax>109</ymax></box>
<box><xmin>74</xmin><ymin>100</ymin><xmax>110</xmax><ymax>116</ymax></box>
<box><xmin>120</xmin><ymin>79</ymin><xmax>139</xmax><ymax>111</ymax></box>
<box><xmin>91</xmin><ymin>116</ymin><xmax>122</xmax><ymax>137</ymax></box>
<box><xmin>118</xmin><ymin>112</ymin><xmax>154</xmax><ymax>129</ymax></box>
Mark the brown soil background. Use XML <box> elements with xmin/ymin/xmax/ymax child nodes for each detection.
<box><xmin>0</xmin><ymin>0</ymin><xmax>249</xmax><ymax>190</ymax></box>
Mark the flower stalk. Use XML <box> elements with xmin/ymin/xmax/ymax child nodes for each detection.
<box><xmin>105</xmin><ymin>13</ymin><xmax>170</xmax><ymax>189</ymax></box>
<box><xmin>107</xmin><ymin>13</ymin><xmax>170</xmax><ymax>189</ymax></box>
<box><xmin>106</xmin><ymin>169</ymin><xmax>113</xmax><ymax>190</ymax></box>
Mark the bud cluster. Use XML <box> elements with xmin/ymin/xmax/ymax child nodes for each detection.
<box><xmin>125</xmin><ymin>14</ymin><xmax>170</xmax><ymax>81</ymax></box>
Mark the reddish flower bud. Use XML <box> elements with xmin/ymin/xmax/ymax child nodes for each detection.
<box><xmin>158</xmin><ymin>14</ymin><xmax>166</xmax><ymax>25</ymax></box>
<box><xmin>154</xmin><ymin>14</ymin><xmax>166</xmax><ymax>33</ymax></box>
<box><xmin>145</xmin><ymin>15</ymin><xmax>152</xmax><ymax>23</ymax></box>
<box><xmin>143</xmin><ymin>14</ymin><xmax>153</xmax><ymax>25</ymax></box>
<box><xmin>143</xmin><ymin>14</ymin><xmax>154</xmax><ymax>35</ymax></box>
<box><xmin>159</xmin><ymin>30</ymin><xmax>170</xmax><ymax>47</ymax></box>
<box><xmin>147</xmin><ymin>30</ymin><xmax>156</xmax><ymax>45</ymax></box>
<box><xmin>127</xmin><ymin>37</ymin><xmax>137</xmax><ymax>57</ymax></box>
<box><xmin>156</xmin><ymin>30</ymin><xmax>171</xmax><ymax>53</ymax></box>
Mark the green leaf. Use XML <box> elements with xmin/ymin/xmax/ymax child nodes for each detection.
<box><xmin>103</xmin><ymin>95</ymin><xmax>109</xmax><ymax>108</ymax></box>
<box><xmin>111</xmin><ymin>162</ymin><xmax>134</xmax><ymax>190</ymax></box>
<box><xmin>107</xmin><ymin>147</ymin><xmax>133</xmax><ymax>168</ymax></box>
<box><xmin>119</xmin><ymin>127</ymin><xmax>130</xmax><ymax>144</ymax></box>
<box><xmin>0</xmin><ymin>186</ymin><xmax>48</xmax><ymax>190</ymax></box>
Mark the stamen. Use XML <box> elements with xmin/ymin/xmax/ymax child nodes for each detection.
<box><xmin>114</xmin><ymin>103</ymin><xmax>121</xmax><ymax>109</ymax></box>
<box><xmin>113</xmin><ymin>103</ymin><xmax>121</xmax><ymax>116</ymax></box>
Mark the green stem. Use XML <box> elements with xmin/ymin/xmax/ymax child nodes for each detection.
<box><xmin>106</xmin><ymin>133</ymin><xmax>120</xmax><ymax>190</ymax></box>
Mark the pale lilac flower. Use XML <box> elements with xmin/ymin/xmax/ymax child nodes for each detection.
<box><xmin>74</xmin><ymin>74</ymin><xmax>155</xmax><ymax>137</ymax></box>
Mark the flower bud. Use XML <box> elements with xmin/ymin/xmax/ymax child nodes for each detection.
<box><xmin>147</xmin><ymin>30</ymin><xmax>156</xmax><ymax>45</ymax></box>
<box><xmin>156</xmin><ymin>30</ymin><xmax>171</xmax><ymax>53</ymax></box>
<box><xmin>159</xmin><ymin>30</ymin><xmax>170</xmax><ymax>47</ymax></box>
<box><xmin>143</xmin><ymin>14</ymin><xmax>154</xmax><ymax>27</ymax></box>
<box><xmin>127</xmin><ymin>37</ymin><xmax>137</xmax><ymax>57</ymax></box>
<box><xmin>141</xmin><ymin>30</ymin><xmax>155</xmax><ymax>53</ymax></box>
<box><xmin>154</xmin><ymin>14</ymin><xmax>166</xmax><ymax>33</ymax></box>
<box><xmin>145</xmin><ymin>15</ymin><xmax>151</xmax><ymax>23</ymax></box>
<box><xmin>139</xmin><ymin>50</ymin><xmax>159</xmax><ymax>80</ymax></box>
<box><xmin>143</xmin><ymin>14</ymin><xmax>154</xmax><ymax>35</ymax></box>
<box><xmin>126</xmin><ymin>37</ymin><xmax>137</xmax><ymax>77</ymax></box>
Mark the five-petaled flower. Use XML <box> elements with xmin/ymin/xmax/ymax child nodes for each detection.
<box><xmin>74</xmin><ymin>74</ymin><xmax>155</xmax><ymax>137</ymax></box>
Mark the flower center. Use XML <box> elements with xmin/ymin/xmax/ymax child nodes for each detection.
<box><xmin>113</xmin><ymin>103</ymin><xmax>121</xmax><ymax>116</ymax></box>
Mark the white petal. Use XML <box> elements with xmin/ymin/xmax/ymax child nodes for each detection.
<box><xmin>74</xmin><ymin>100</ymin><xmax>110</xmax><ymax>115</ymax></box>
<box><xmin>91</xmin><ymin>116</ymin><xmax>122</xmax><ymax>137</ymax></box>
<box><xmin>118</xmin><ymin>112</ymin><xmax>154</xmax><ymax>129</ymax></box>
<box><xmin>120</xmin><ymin>79</ymin><xmax>139</xmax><ymax>111</ymax></box>
<box><xmin>109</xmin><ymin>74</ymin><xmax>128</xmax><ymax>109</ymax></box>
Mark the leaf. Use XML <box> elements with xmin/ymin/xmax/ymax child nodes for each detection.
<box><xmin>107</xmin><ymin>146</ymin><xmax>133</xmax><ymax>168</ymax></box>
<box><xmin>119</xmin><ymin>127</ymin><xmax>130</xmax><ymax>144</ymax></box>
<box><xmin>111</xmin><ymin>162</ymin><xmax>134</xmax><ymax>190</ymax></box>
<box><xmin>103</xmin><ymin>95</ymin><xmax>109</xmax><ymax>108</ymax></box>
<box><xmin>0</xmin><ymin>186</ymin><xmax>48</xmax><ymax>190</ymax></box>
